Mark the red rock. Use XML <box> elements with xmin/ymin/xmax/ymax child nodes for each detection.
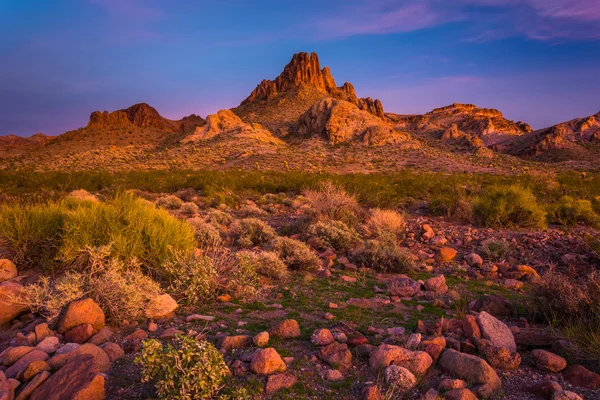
<box><xmin>471</xmin><ymin>294</ymin><xmax>513</xmax><ymax>317</ymax></box>
<box><xmin>311</xmin><ymin>329</ymin><xmax>335</xmax><ymax>346</ymax></box>
<box><xmin>250</xmin><ymin>348</ymin><xmax>286</xmax><ymax>375</ymax></box>
<box><xmin>369</xmin><ymin>344</ymin><xmax>432</xmax><ymax>375</ymax></box>
<box><xmin>1</xmin><ymin>346</ymin><xmax>34</xmax><ymax>367</ymax></box>
<box><xmin>144</xmin><ymin>294</ymin><xmax>178</xmax><ymax>319</ymax></box>
<box><xmin>531</xmin><ymin>350</ymin><xmax>567</xmax><ymax>373</ymax></box>
<box><xmin>527</xmin><ymin>381</ymin><xmax>562</xmax><ymax>398</ymax></box>
<box><xmin>58</xmin><ymin>298</ymin><xmax>105</xmax><ymax>334</ymax></box>
<box><xmin>438</xmin><ymin>349</ymin><xmax>501</xmax><ymax>394</ymax></box>
<box><xmin>318</xmin><ymin>342</ymin><xmax>353</xmax><ymax>371</ymax></box>
<box><xmin>269</xmin><ymin>319</ymin><xmax>300</xmax><ymax>339</ymax></box>
<box><xmin>65</xmin><ymin>324</ymin><xmax>94</xmax><ymax>344</ymax></box>
<box><xmin>463</xmin><ymin>315</ymin><xmax>481</xmax><ymax>339</ymax></box>
<box><xmin>361</xmin><ymin>384</ymin><xmax>382</xmax><ymax>400</ymax></box>
<box><xmin>5</xmin><ymin>350</ymin><xmax>48</xmax><ymax>379</ymax></box>
<box><xmin>436</xmin><ymin>247</ymin><xmax>457</xmax><ymax>263</ymax></box>
<box><xmin>22</xmin><ymin>360</ymin><xmax>50</xmax><ymax>381</ymax></box>
<box><xmin>265</xmin><ymin>373</ymin><xmax>297</xmax><ymax>394</ymax></box>
<box><xmin>0</xmin><ymin>259</ymin><xmax>17</xmax><ymax>283</ymax></box>
<box><xmin>443</xmin><ymin>388</ymin><xmax>478</xmax><ymax>400</ymax></box>
<box><xmin>47</xmin><ymin>343</ymin><xmax>110</xmax><ymax>373</ymax></box>
<box><xmin>0</xmin><ymin>371</ymin><xmax>10</xmax><ymax>400</ymax></box>
<box><xmin>15</xmin><ymin>370</ymin><xmax>50</xmax><ymax>400</ymax></box>
<box><xmin>88</xmin><ymin>327</ymin><xmax>113</xmax><ymax>346</ymax></box>
<box><xmin>99</xmin><ymin>343</ymin><xmax>124</xmax><ymax>363</ymax></box>
<box><xmin>422</xmin><ymin>343</ymin><xmax>443</xmax><ymax>364</ymax></box>
<box><xmin>562</xmin><ymin>365</ymin><xmax>600</xmax><ymax>389</ymax></box>
<box><xmin>0</xmin><ymin>282</ymin><xmax>27</xmax><ymax>326</ymax></box>
<box><xmin>220</xmin><ymin>335</ymin><xmax>252</xmax><ymax>352</ymax></box>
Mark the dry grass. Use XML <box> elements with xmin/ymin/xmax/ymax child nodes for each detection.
<box><xmin>365</xmin><ymin>208</ymin><xmax>406</xmax><ymax>239</ymax></box>
<box><xmin>304</xmin><ymin>181</ymin><xmax>361</xmax><ymax>225</ymax></box>
<box><xmin>270</xmin><ymin>236</ymin><xmax>321</xmax><ymax>272</ymax></box>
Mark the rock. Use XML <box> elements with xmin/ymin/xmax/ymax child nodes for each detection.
<box><xmin>36</xmin><ymin>336</ymin><xmax>60</xmax><ymax>354</ymax></box>
<box><xmin>148</xmin><ymin>322</ymin><xmax>158</xmax><ymax>332</ymax></box>
<box><xmin>406</xmin><ymin>333</ymin><xmax>422</xmax><ymax>350</ymax></box>
<box><xmin>29</xmin><ymin>354</ymin><xmax>105</xmax><ymax>400</ymax></box>
<box><xmin>527</xmin><ymin>381</ymin><xmax>562</xmax><ymax>398</ymax></box>
<box><xmin>33</xmin><ymin>323</ymin><xmax>53</xmax><ymax>344</ymax></box>
<box><xmin>100</xmin><ymin>343</ymin><xmax>124</xmax><ymax>363</ymax></box>
<box><xmin>481</xmin><ymin>345</ymin><xmax>521</xmax><ymax>370</ymax></box>
<box><xmin>124</xmin><ymin>329</ymin><xmax>147</xmax><ymax>342</ymax></box>
<box><xmin>436</xmin><ymin>247</ymin><xmax>457</xmax><ymax>263</ymax></box>
<box><xmin>220</xmin><ymin>335</ymin><xmax>252</xmax><ymax>352</ymax></box>
<box><xmin>269</xmin><ymin>319</ymin><xmax>300</xmax><ymax>339</ymax></box>
<box><xmin>464</xmin><ymin>253</ymin><xmax>483</xmax><ymax>267</ymax></box>
<box><xmin>265</xmin><ymin>373</ymin><xmax>297</xmax><ymax>394</ymax></box>
<box><xmin>386</xmin><ymin>327</ymin><xmax>406</xmax><ymax>336</ymax></box>
<box><xmin>504</xmin><ymin>279</ymin><xmax>524</xmax><ymax>290</ymax></box>
<box><xmin>311</xmin><ymin>329</ymin><xmax>334</xmax><ymax>346</ymax></box>
<box><xmin>387</xmin><ymin>277</ymin><xmax>421</xmax><ymax>297</ymax></box>
<box><xmin>443</xmin><ymin>388</ymin><xmax>478</xmax><ymax>400</ymax></box>
<box><xmin>362</xmin><ymin>384</ymin><xmax>382</xmax><ymax>400</ymax></box>
<box><xmin>55</xmin><ymin>343</ymin><xmax>80</xmax><ymax>355</ymax></box>
<box><xmin>438</xmin><ymin>349</ymin><xmax>501</xmax><ymax>394</ymax></box>
<box><xmin>22</xmin><ymin>360</ymin><xmax>50</xmax><ymax>381</ymax></box>
<box><xmin>476</xmin><ymin>311</ymin><xmax>516</xmax><ymax>352</ymax></box>
<box><xmin>0</xmin><ymin>371</ymin><xmax>10</xmax><ymax>400</ymax></box>
<box><xmin>318</xmin><ymin>342</ymin><xmax>352</xmax><ymax>371</ymax></box>
<box><xmin>340</xmin><ymin>275</ymin><xmax>357</xmax><ymax>283</ymax></box>
<box><xmin>65</xmin><ymin>324</ymin><xmax>94</xmax><ymax>344</ymax></box>
<box><xmin>0</xmin><ymin>281</ymin><xmax>27</xmax><ymax>326</ymax></box>
<box><xmin>144</xmin><ymin>294</ymin><xmax>178</xmax><ymax>319</ymax></box>
<box><xmin>47</xmin><ymin>343</ymin><xmax>110</xmax><ymax>373</ymax></box>
<box><xmin>15</xmin><ymin>370</ymin><xmax>50</xmax><ymax>400</ymax></box>
<box><xmin>321</xmin><ymin>369</ymin><xmax>344</xmax><ymax>381</ymax></box>
<box><xmin>369</xmin><ymin>344</ymin><xmax>432</xmax><ymax>375</ymax></box>
<box><xmin>420</xmin><ymin>388</ymin><xmax>440</xmax><ymax>400</ymax></box>
<box><xmin>513</xmin><ymin>329</ymin><xmax>556</xmax><ymax>347</ymax></box>
<box><xmin>160</xmin><ymin>328</ymin><xmax>183</xmax><ymax>339</ymax></box>
<box><xmin>562</xmin><ymin>365</ymin><xmax>600</xmax><ymax>389</ymax></box>
<box><xmin>421</xmin><ymin>225</ymin><xmax>435</xmax><ymax>241</ymax></box>
<box><xmin>552</xmin><ymin>391</ymin><xmax>583</xmax><ymax>400</ymax></box>
<box><xmin>217</xmin><ymin>294</ymin><xmax>231</xmax><ymax>302</ymax></box>
<box><xmin>438</xmin><ymin>379</ymin><xmax>467</xmax><ymax>391</ymax></box>
<box><xmin>58</xmin><ymin>298</ymin><xmax>105</xmax><ymax>334</ymax></box>
<box><xmin>422</xmin><ymin>343</ymin><xmax>444</xmax><ymax>364</ymax></box>
<box><xmin>88</xmin><ymin>327</ymin><xmax>113</xmax><ymax>346</ymax></box>
<box><xmin>463</xmin><ymin>314</ymin><xmax>481</xmax><ymax>339</ymax></box>
<box><xmin>531</xmin><ymin>349</ymin><xmax>567</xmax><ymax>373</ymax></box>
<box><xmin>2</xmin><ymin>347</ymin><xmax>34</xmax><ymax>367</ymax></box>
<box><xmin>424</xmin><ymin>275</ymin><xmax>447</xmax><ymax>293</ymax></box>
<box><xmin>384</xmin><ymin>365</ymin><xmax>416</xmax><ymax>390</ymax></box>
<box><xmin>185</xmin><ymin>314</ymin><xmax>215</xmax><ymax>322</ymax></box>
<box><xmin>0</xmin><ymin>260</ymin><xmax>17</xmax><ymax>283</ymax></box>
<box><xmin>253</xmin><ymin>332</ymin><xmax>269</xmax><ymax>348</ymax></box>
<box><xmin>250</xmin><ymin>348</ymin><xmax>286</xmax><ymax>375</ymax></box>
<box><xmin>5</xmin><ymin>349</ymin><xmax>48</xmax><ymax>379</ymax></box>
<box><xmin>472</xmin><ymin>295</ymin><xmax>512</xmax><ymax>317</ymax></box>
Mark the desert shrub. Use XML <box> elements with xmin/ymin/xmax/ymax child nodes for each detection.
<box><xmin>304</xmin><ymin>181</ymin><xmax>361</xmax><ymax>225</ymax></box>
<box><xmin>188</xmin><ymin>217</ymin><xmax>223</xmax><ymax>249</ymax></box>
<box><xmin>174</xmin><ymin>188</ymin><xmax>198</xmax><ymax>202</ymax></box>
<box><xmin>353</xmin><ymin>239</ymin><xmax>414</xmax><ymax>273</ymax></box>
<box><xmin>364</xmin><ymin>208</ymin><xmax>406</xmax><ymax>239</ymax></box>
<box><xmin>136</xmin><ymin>335</ymin><xmax>230</xmax><ymax>400</ymax></box>
<box><xmin>593</xmin><ymin>196</ymin><xmax>600</xmax><ymax>214</ymax></box>
<box><xmin>270</xmin><ymin>237</ymin><xmax>320</xmax><ymax>272</ymax></box>
<box><xmin>229</xmin><ymin>218</ymin><xmax>276</xmax><ymax>248</ymax></box>
<box><xmin>15</xmin><ymin>246</ymin><xmax>161</xmax><ymax>322</ymax></box>
<box><xmin>206</xmin><ymin>209</ymin><xmax>234</xmax><ymax>226</ymax></box>
<box><xmin>550</xmin><ymin>196</ymin><xmax>600</xmax><ymax>227</ymax></box>
<box><xmin>180</xmin><ymin>202</ymin><xmax>200</xmax><ymax>216</ymax></box>
<box><xmin>238</xmin><ymin>202</ymin><xmax>267</xmax><ymax>217</ymax></box>
<box><xmin>0</xmin><ymin>193</ymin><xmax>196</xmax><ymax>274</ymax></box>
<box><xmin>473</xmin><ymin>185</ymin><xmax>547</xmax><ymax>229</ymax></box>
<box><xmin>228</xmin><ymin>253</ymin><xmax>261</xmax><ymax>298</ymax></box>
<box><xmin>480</xmin><ymin>239</ymin><xmax>511</xmax><ymax>261</ymax></box>
<box><xmin>162</xmin><ymin>253</ymin><xmax>218</xmax><ymax>305</ymax></box>
<box><xmin>235</xmin><ymin>250</ymin><xmax>288</xmax><ymax>280</ymax></box>
<box><xmin>428</xmin><ymin>192</ymin><xmax>473</xmax><ymax>223</ymax></box>
<box><xmin>307</xmin><ymin>220</ymin><xmax>360</xmax><ymax>251</ymax></box>
<box><xmin>156</xmin><ymin>195</ymin><xmax>184</xmax><ymax>210</ymax></box>
<box><xmin>67</xmin><ymin>189</ymin><xmax>98</xmax><ymax>202</ymax></box>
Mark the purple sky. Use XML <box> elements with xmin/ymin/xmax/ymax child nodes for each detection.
<box><xmin>1</xmin><ymin>0</ymin><xmax>599</xmax><ymax>136</ymax></box>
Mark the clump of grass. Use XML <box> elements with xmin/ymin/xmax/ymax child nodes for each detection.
<box><xmin>307</xmin><ymin>220</ymin><xmax>360</xmax><ymax>252</ymax></box>
<box><xmin>304</xmin><ymin>181</ymin><xmax>361</xmax><ymax>225</ymax></box>
<box><xmin>364</xmin><ymin>208</ymin><xmax>406</xmax><ymax>239</ymax></box>
<box><xmin>156</xmin><ymin>195</ymin><xmax>184</xmax><ymax>210</ymax></box>
<box><xmin>188</xmin><ymin>217</ymin><xmax>223</xmax><ymax>249</ymax></box>
<box><xmin>206</xmin><ymin>209</ymin><xmax>234</xmax><ymax>226</ymax></box>
<box><xmin>550</xmin><ymin>196</ymin><xmax>599</xmax><ymax>227</ymax></box>
<box><xmin>353</xmin><ymin>239</ymin><xmax>415</xmax><ymax>273</ymax></box>
<box><xmin>229</xmin><ymin>218</ymin><xmax>277</xmax><ymax>248</ymax></box>
<box><xmin>228</xmin><ymin>252</ymin><xmax>261</xmax><ymax>299</ymax></box>
<box><xmin>270</xmin><ymin>237</ymin><xmax>320</xmax><ymax>272</ymax></box>
<box><xmin>180</xmin><ymin>202</ymin><xmax>200</xmax><ymax>216</ymax></box>
<box><xmin>163</xmin><ymin>253</ymin><xmax>218</xmax><ymax>305</ymax></box>
<box><xmin>428</xmin><ymin>191</ymin><xmax>473</xmax><ymax>223</ymax></box>
<box><xmin>473</xmin><ymin>185</ymin><xmax>547</xmax><ymax>229</ymax></box>
<box><xmin>235</xmin><ymin>250</ymin><xmax>288</xmax><ymax>280</ymax></box>
<box><xmin>480</xmin><ymin>239</ymin><xmax>512</xmax><ymax>262</ymax></box>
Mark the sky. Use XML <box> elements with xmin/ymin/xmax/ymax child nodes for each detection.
<box><xmin>1</xmin><ymin>0</ymin><xmax>599</xmax><ymax>136</ymax></box>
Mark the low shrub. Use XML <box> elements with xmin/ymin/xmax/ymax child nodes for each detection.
<box><xmin>480</xmin><ymin>239</ymin><xmax>511</xmax><ymax>262</ymax></box>
<box><xmin>206</xmin><ymin>209</ymin><xmax>234</xmax><ymax>226</ymax></box>
<box><xmin>270</xmin><ymin>237</ymin><xmax>320</xmax><ymax>272</ymax></box>
<box><xmin>229</xmin><ymin>218</ymin><xmax>276</xmax><ymax>248</ymax></box>
<box><xmin>229</xmin><ymin>252</ymin><xmax>261</xmax><ymax>298</ymax></box>
<box><xmin>136</xmin><ymin>335</ymin><xmax>230</xmax><ymax>400</ymax></box>
<box><xmin>235</xmin><ymin>250</ymin><xmax>288</xmax><ymax>280</ymax></box>
<box><xmin>307</xmin><ymin>220</ymin><xmax>360</xmax><ymax>251</ymax></box>
<box><xmin>364</xmin><ymin>208</ymin><xmax>406</xmax><ymax>239</ymax></box>
<box><xmin>156</xmin><ymin>195</ymin><xmax>184</xmax><ymax>210</ymax></box>
<box><xmin>473</xmin><ymin>185</ymin><xmax>547</xmax><ymax>229</ymax></box>
<box><xmin>593</xmin><ymin>196</ymin><xmax>600</xmax><ymax>214</ymax></box>
<box><xmin>551</xmin><ymin>196</ymin><xmax>599</xmax><ymax>227</ymax></box>
<box><xmin>162</xmin><ymin>253</ymin><xmax>218</xmax><ymax>305</ymax></box>
<box><xmin>188</xmin><ymin>218</ymin><xmax>223</xmax><ymax>249</ymax></box>
<box><xmin>304</xmin><ymin>181</ymin><xmax>361</xmax><ymax>225</ymax></box>
<box><xmin>180</xmin><ymin>202</ymin><xmax>200</xmax><ymax>216</ymax></box>
<box><xmin>352</xmin><ymin>239</ymin><xmax>414</xmax><ymax>273</ymax></box>
<box><xmin>428</xmin><ymin>192</ymin><xmax>473</xmax><ymax>223</ymax></box>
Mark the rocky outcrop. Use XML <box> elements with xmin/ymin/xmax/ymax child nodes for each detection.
<box><xmin>296</xmin><ymin>98</ymin><xmax>410</xmax><ymax>146</ymax></box>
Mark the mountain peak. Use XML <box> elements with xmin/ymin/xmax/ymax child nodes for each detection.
<box><xmin>88</xmin><ymin>103</ymin><xmax>167</xmax><ymax>130</ymax></box>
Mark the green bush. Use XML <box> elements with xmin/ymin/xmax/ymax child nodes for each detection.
<box><xmin>353</xmin><ymin>239</ymin><xmax>414</xmax><ymax>273</ymax></box>
<box><xmin>270</xmin><ymin>237</ymin><xmax>320</xmax><ymax>272</ymax></box>
<box><xmin>428</xmin><ymin>192</ymin><xmax>473</xmax><ymax>223</ymax></box>
<box><xmin>307</xmin><ymin>220</ymin><xmax>360</xmax><ymax>252</ymax></box>
<box><xmin>163</xmin><ymin>253</ymin><xmax>218</xmax><ymax>305</ymax></box>
<box><xmin>235</xmin><ymin>250</ymin><xmax>288</xmax><ymax>280</ymax></box>
<box><xmin>229</xmin><ymin>218</ymin><xmax>276</xmax><ymax>248</ymax></box>
<box><xmin>0</xmin><ymin>192</ymin><xmax>196</xmax><ymax>273</ymax></box>
<box><xmin>473</xmin><ymin>185</ymin><xmax>547</xmax><ymax>229</ymax></box>
<box><xmin>135</xmin><ymin>335</ymin><xmax>230</xmax><ymax>400</ymax></box>
<box><xmin>551</xmin><ymin>196</ymin><xmax>600</xmax><ymax>227</ymax></box>
<box><xmin>480</xmin><ymin>239</ymin><xmax>511</xmax><ymax>262</ymax></box>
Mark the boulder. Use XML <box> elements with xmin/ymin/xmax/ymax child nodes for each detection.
<box><xmin>562</xmin><ymin>365</ymin><xmax>600</xmax><ymax>389</ymax></box>
<box><xmin>22</xmin><ymin>359</ymin><xmax>51</xmax><ymax>381</ymax></box>
<box><xmin>65</xmin><ymin>324</ymin><xmax>94</xmax><ymax>344</ymax></box>
<box><xmin>47</xmin><ymin>343</ymin><xmax>110</xmax><ymax>373</ymax></box>
<box><xmin>471</xmin><ymin>295</ymin><xmax>512</xmax><ymax>317</ymax></box>
<box><xmin>0</xmin><ymin>281</ymin><xmax>27</xmax><ymax>326</ymax></box>
<box><xmin>0</xmin><ymin>260</ymin><xmax>17</xmax><ymax>283</ymax></box>
<box><xmin>464</xmin><ymin>253</ymin><xmax>483</xmax><ymax>267</ymax></box>
<box><xmin>552</xmin><ymin>391</ymin><xmax>583</xmax><ymax>400</ymax></box>
<box><xmin>361</xmin><ymin>384</ymin><xmax>382</xmax><ymax>400</ymax></box>
<box><xmin>436</xmin><ymin>247</ymin><xmax>457</xmax><ymax>263</ymax></box>
<box><xmin>144</xmin><ymin>294</ymin><xmax>178</xmax><ymax>319</ymax></box>
<box><xmin>311</xmin><ymin>329</ymin><xmax>335</xmax><ymax>346</ymax></box>
<box><xmin>476</xmin><ymin>311</ymin><xmax>516</xmax><ymax>352</ymax></box>
<box><xmin>250</xmin><ymin>348</ymin><xmax>286</xmax><ymax>375</ymax></box>
<box><xmin>384</xmin><ymin>365</ymin><xmax>416</xmax><ymax>390</ymax></box>
<box><xmin>438</xmin><ymin>349</ymin><xmax>501</xmax><ymax>394</ymax></box>
<box><xmin>424</xmin><ymin>275</ymin><xmax>447</xmax><ymax>293</ymax></box>
<box><xmin>30</xmin><ymin>355</ymin><xmax>105</xmax><ymax>400</ymax></box>
<box><xmin>265</xmin><ymin>373</ymin><xmax>297</xmax><ymax>394</ymax></box>
<box><xmin>253</xmin><ymin>332</ymin><xmax>269</xmax><ymax>348</ymax></box>
<box><xmin>220</xmin><ymin>335</ymin><xmax>252</xmax><ymax>352</ymax></box>
<box><xmin>5</xmin><ymin>349</ymin><xmax>48</xmax><ymax>379</ymax></box>
<box><xmin>33</xmin><ymin>323</ymin><xmax>54</xmax><ymax>344</ymax></box>
<box><xmin>443</xmin><ymin>388</ymin><xmax>478</xmax><ymax>400</ymax></box>
<box><xmin>463</xmin><ymin>314</ymin><xmax>481</xmax><ymax>339</ymax></box>
<box><xmin>15</xmin><ymin>370</ymin><xmax>50</xmax><ymax>400</ymax></box>
<box><xmin>36</xmin><ymin>336</ymin><xmax>60</xmax><ymax>354</ymax></box>
<box><xmin>1</xmin><ymin>346</ymin><xmax>34</xmax><ymax>367</ymax></box>
<box><xmin>58</xmin><ymin>299</ymin><xmax>105</xmax><ymax>334</ymax></box>
<box><xmin>387</xmin><ymin>277</ymin><xmax>421</xmax><ymax>297</ymax></box>
<box><xmin>100</xmin><ymin>343</ymin><xmax>124</xmax><ymax>363</ymax></box>
<box><xmin>88</xmin><ymin>327</ymin><xmax>113</xmax><ymax>346</ymax></box>
<box><xmin>527</xmin><ymin>381</ymin><xmax>562</xmax><ymax>399</ymax></box>
<box><xmin>369</xmin><ymin>344</ymin><xmax>432</xmax><ymax>375</ymax></box>
<box><xmin>318</xmin><ymin>342</ymin><xmax>352</xmax><ymax>371</ymax></box>
<box><xmin>0</xmin><ymin>371</ymin><xmax>10</xmax><ymax>400</ymax></box>
<box><xmin>531</xmin><ymin>350</ymin><xmax>567</xmax><ymax>373</ymax></box>
<box><xmin>269</xmin><ymin>319</ymin><xmax>300</xmax><ymax>339</ymax></box>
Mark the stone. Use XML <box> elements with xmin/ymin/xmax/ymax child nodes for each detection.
<box><xmin>253</xmin><ymin>331</ymin><xmax>269</xmax><ymax>347</ymax></box>
<box><xmin>464</xmin><ymin>253</ymin><xmax>483</xmax><ymax>267</ymax></box>
<box><xmin>369</xmin><ymin>344</ymin><xmax>432</xmax><ymax>375</ymax></box>
<box><xmin>55</xmin><ymin>343</ymin><xmax>79</xmax><ymax>355</ymax></box>
<box><xmin>386</xmin><ymin>327</ymin><xmax>406</xmax><ymax>336</ymax></box>
<box><xmin>220</xmin><ymin>335</ymin><xmax>252</xmax><ymax>352</ymax></box>
<box><xmin>29</xmin><ymin>355</ymin><xmax>105</xmax><ymax>400</ymax></box>
<box><xmin>438</xmin><ymin>349</ymin><xmax>501</xmax><ymax>394</ymax></box>
<box><xmin>552</xmin><ymin>391</ymin><xmax>583</xmax><ymax>400</ymax></box>
<box><xmin>443</xmin><ymin>388</ymin><xmax>478</xmax><ymax>400</ymax></box>
<box><xmin>47</xmin><ymin>343</ymin><xmax>110</xmax><ymax>373</ymax></box>
<box><xmin>0</xmin><ymin>282</ymin><xmax>27</xmax><ymax>326</ymax></box>
<box><xmin>58</xmin><ymin>298</ymin><xmax>105</xmax><ymax>334</ymax></box>
<box><xmin>384</xmin><ymin>365</ymin><xmax>416</xmax><ymax>390</ymax></box>
<box><xmin>318</xmin><ymin>342</ymin><xmax>352</xmax><ymax>371</ymax></box>
<box><xmin>185</xmin><ymin>314</ymin><xmax>215</xmax><ymax>322</ymax></box>
<box><xmin>2</xmin><ymin>346</ymin><xmax>34</xmax><ymax>367</ymax></box>
<box><xmin>482</xmin><ymin>345</ymin><xmax>521</xmax><ymax>370</ymax></box>
<box><xmin>22</xmin><ymin>360</ymin><xmax>50</xmax><ymax>381</ymax></box>
<box><xmin>100</xmin><ymin>343</ymin><xmax>124</xmax><ymax>363</ymax></box>
<box><xmin>36</xmin><ymin>336</ymin><xmax>60</xmax><ymax>354</ymax></box>
<box><xmin>504</xmin><ymin>279</ymin><xmax>524</xmax><ymax>290</ymax></box>
<box><xmin>124</xmin><ymin>329</ymin><xmax>147</xmax><ymax>342</ymax></box>
<box><xmin>436</xmin><ymin>247</ymin><xmax>457</xmax><ymax>263</ymax></box>
<box><xmin>531</xmin><ymin>349</ymin><xmax>567</xmax><ymax>373</ymax></box>
<box><xmin>88</xmin><ymin>327</ymin><xmax>113</xmax><ymax>346</ymax></box>
<box><xmin>472</xmin><ymin>295</ymin><xmax>512</xmax><ymax>317</ymax></box>
<box><xmin>0</xmin><ymin>371</ymin><xmax>10</xmax><ymax>400</ymax></box>
<box><xmin>463</xmin><ymin>314</ymin><xmax>481</xmax><ymax>339</ymax></box>
<box><xmin>33</xmin><ymin>323</ymin><xmax>53</xmax><ymax>344</ymax></box>
<box><xmin>250</xmin><ymin>348</ymin><xmax>286</xmax><ymax>375</ymax></box>
<box><xmin>15</xmin><ymin>371</ymin><xmax>50</xmax><ymax>400</ymax></box>
<box><xmin>430</xmin><ymin>235</ymin><xmax>448</xmax><ymax>246</ymax></box>
<box><xmin>562</xmin><ymin>365</ymin><xmax>600</xmax><ymax>389</ymax></box>
<box><xmin>424</xmin><ymin>275</ymin><xmax>447</xmax><ymax>293</ymax></box>
<box><xmin>406</xmin><ymin>333</ymin><xmax>422</xmax><ymax>350</ymax></box>
<box><xmin>65</xmin><ymin>323</ymin><xmax>94</xmax><ymax>344</ymax></box>
<box><xmin>311</xmin><ymin>329</ymin><xmax>334</xmax><ymax>346</ymax></box>
<box><xmin>387</xmin><ymin>277</ymin><xmax>421</xmax><ymax>297</ymax></box>
<box><xmin>321</xmin><ymin>369</ymin><xmax>344</xmax><ymax>381</ymax></box>
<box><xmin>145</xmin><ymin>294</ymin><xmax>178</xmax><ymax>319</ymax></box>
<box><xmin>527</xmin><ymin>381</ymin><xmax>562</xmax><ymax>399</ymax></box>
<box><xmin>5</xmin><ymin>349</ymin><xmax>48</xmax><ymax>379</ymax></box>
<box><xmin>476</xmin><ymin>311</ymin><xmax>516</xmax><ymax>352</ymax></box>
<box><xmin>420</xmin><ymin>388</ymin><xmax>439</xmax><ymax>400</ymax></box>
<box><xmin>217</xmin><ymin>294</ymin><xmax>231</xmax><ymax>302</ymax></box>
<box><xmin>269</xmin><ymin>319</ymin><xmax>300</xmax><ymax>339</ymax></box>
<box><xmin>422</xmin><ymin>343</ymin><xmax>444</xmax><ymax>364</ymax></box>
<box><xmin>438</xmin><ymin>379</ymin><xmax>467</xmax><ymax>391</ymax></box>
<box><xmin>361</xmin><ymin>384</ymin><xmax>382</xmax><ymax>400</ymax></box>
<box><xmin>0</xmin><ymin>260</ymin><xmax>17</xmax><ymax>283</ymax></box>
<box><xmin>265</xmin><ymin>373</ymin><xmax>297</xmax><ymax>394</ymax></box>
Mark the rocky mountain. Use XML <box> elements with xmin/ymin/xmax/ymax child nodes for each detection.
<box><xmin>0</xmin><ymin>133</ymin><xmax>55</xmax><ymax>158</ymax></box>
<box><xmin>232</xmin><ymin>52</ymin><xmax>385</xmax><ymax>134</ymax></box>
